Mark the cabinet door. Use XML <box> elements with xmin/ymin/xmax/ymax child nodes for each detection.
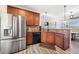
<box><xmin>64</xmin><ymin>30</ymin><xmax>70</xmax><ymax>50</ymax></box>
<box><xmin>41</xmin><ymin>32</ymin><xmax>47</xmax><ymax>43</ymax></box>
<box><xmin>26</xmin><ymin>11</ymin><xmax>33</xmax><ymax>25</ymax></box>
<box><xmin>7</xmin><ymin>6</ymin><xmax>18</xmax><ymax>15</ymax></box>
<box><xmin>55</xmin><ymin>33</ymin><xmax>64</xmax><ymax>49</ymax></box>
<box><xmin>33</xmin><ymin>13</ymin><xmax>40</xmax><ymax>25</ymax></box>
<box><xmin>26</xmin><ymin>32</ymin><xmax>33</xmax><ymax>45</ymax></box>
<box><xmin>18</xmin><ymin>9</ymin><xmax>26</xmax><ymax>16</ymax></box>
<box><xmin>47</xmin><ymin>32</ymin><xmax>55</xmax><ymax>45</ymax></box>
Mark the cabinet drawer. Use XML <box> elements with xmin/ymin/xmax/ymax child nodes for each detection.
<box><xmin>55</xmin><ymin>33</ymin><xmax>64</xmax><ymax>49</ymax></box>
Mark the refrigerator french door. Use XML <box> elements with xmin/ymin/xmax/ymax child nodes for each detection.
<box><xmin>18</xmin><ymin>15</ymin><xmax>26</xmax><ymax>38</ymax></box>
<box><xmin>8</xmin><ymin>14</ymin><xmax>26</xmax><ymax>38</ymax></box>
<box><xmin>12</xmin><ymin>15</ymin><xmax>19</xmax><ymax>39</ymax></box>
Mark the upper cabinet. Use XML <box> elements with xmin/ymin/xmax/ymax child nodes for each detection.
<box><xmin>18</xmin><ymin>9</ymin><xmax>26</xmax><ymax>16</ymax></box>
<box><xmin>7</xmin><ymin>6</ymin><xmax>18</xmax><ymax>15</ymax></box>
<box><xmin>7</xmin><ymin>6</ymin><xmax>26</xmax><ymax>16</ymax></box>
<box><xmin>26</xmin><ymin>11</ymin><xmax>34</xmax><ymax>25</ymax></box>
<box><xmin>33</xmin><ymin>13</ymin><xmax>40</xmax><ymax>25</ymax></box>
<box><xmin>7</xmin><ymin>6</ymin><xmax>40</xmax><ymax>26</ymax></box>
<box><xmin>26</xmin><ymin>12</ymin><xmax>40</xmax><ymax>26</ymax></box>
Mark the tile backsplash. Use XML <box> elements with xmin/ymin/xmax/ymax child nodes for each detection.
<box><xmin>27</xmin><ymin>26</ymin><xmax>40</xmax><ymax>32</ymax></box>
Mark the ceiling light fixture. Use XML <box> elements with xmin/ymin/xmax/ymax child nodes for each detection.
<box><xmin>64</xmin><ymin>5</ymin><xmax>67</xmax><ymax>20</ymax></box>
<box><xmin>70</xmin><ymin>11</ymin><xmax>74</xmax><ymax>19</ymax></box>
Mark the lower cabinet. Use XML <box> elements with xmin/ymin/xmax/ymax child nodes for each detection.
<box><xmin>64</xmin><ymin>31</ymin><xmax>70</xmax><ymax>50</ymax></box>
<box><xmin>41</xmin><ymin>32</ymin><xmax>55</xmax><ymax>45</ymax></box>
<box><xmin>55</xmin><ymin>33</ymin><xmax>64</xmax><ymax>49</ymax></box>
<box><xmin>26</xmin><ymin>32</ymin><xmax>33</xmax><ymax>45</ymax></box>
<box><xmin>55</xmin><ymin>32</ymin><xmax>70</xmax><ymax>50</ymax></box>
<box><xmin>41</xmin><ymin>31</ymin><xmax>70</xmax><ymax>50</ymax></box>
<box><xmin>47</xmin><ymin>32</ymin><xmax>55</xmax><ymax>45</ymax></box>
<box><xmin>41</xmin><ymin>32</ymin><xmax>47</xmax><ymax>43</ymax></box>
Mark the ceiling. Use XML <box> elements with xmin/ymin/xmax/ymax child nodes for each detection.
<box><xmin>13</xmin><ymin>5</ymin><xmax>79</xmax><ymax>20</ymax></box>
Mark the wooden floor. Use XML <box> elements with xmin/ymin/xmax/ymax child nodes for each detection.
<box><xmin>15</xmin><ymin>41</ymin><xmax>79</xmax><ymax>54</ymax></box>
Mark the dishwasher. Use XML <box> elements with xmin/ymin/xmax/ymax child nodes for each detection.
<box><xmin>33</xmin><ymin>32</ymin><xmax>41</xmax><ymax>44</ymax></box>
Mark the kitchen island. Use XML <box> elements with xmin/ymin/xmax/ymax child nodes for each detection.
<box><xmin>40</xmin><ymin>29</ymin><xmax>70</xmax><ymax>50</ymax></box>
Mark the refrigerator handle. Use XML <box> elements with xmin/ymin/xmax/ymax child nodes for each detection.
<box><xmin>8</xmin><ymin>27</ymin><xmax>12</xmax><ymax>34</ymax></box>
<box><xmin>10</xmin><ymin>28</ymin><xmax>11</xmax><ymax>34</ymax></box>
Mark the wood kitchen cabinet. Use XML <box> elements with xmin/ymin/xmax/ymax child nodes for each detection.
<box><xmin>26</xmin><ymin>32</ymin><xmax>33</xmax><ymax>45</ymax></box>
<box><xmin>55</xmin><ymin>30</ymin><xmax>70</xmax><ymax>50</ymax></box>
<box><xmin>7</xmin><ymin>6</ymin><xmax>18</xmax><ymax>15</ymax></box>
<box><xmin>64</xmin><ymin>30</ymin><xmax>70</xmax><ymax>50</ymax></box>
<box><xmin>55</xmin><ymin>33</ymin><xmax>64</xmax><ymax>49</ymax></box>
<box><xmin>41</xmin><ymin>32</ymin><xmax>47</xmax><ymax>43</ymax></box>
<box><xmin>41</xmin><ymin>30</ymin><xmax>70</xmax><ymax>50</ymax></box>
<box><xmin>7</xmin><ymin>6</ymin><xmax>40</xmax><ymax>26</ymax></box>
<box><xmin>26</xmin><ymin>12</ymin><xmax>40</xmax><ymax>26</ymax></box>
<box><xmin>8</xmin><ymin>6</ymin><xmax>26</xmax><ymax>16</ymax></box>
<box><xmin>47</xmin><ymin>32</ymin><xmax>55</xmax><ymax>45</ymax></box>
<box><xmin>33</xmin><ymin>13</ymin><xmax>40</xmax><ymax>25</ymax></box>
<box><xmin>18</xmin><ymin>9</ymin><xmax>26</xmax><ymax>16</ymax></box>
<box><xmin>41</xmin><ymin>32</ymin><xmax>55</xmax><ymax>45</ymax></box>
<box><xmin>26</xmin><ymin>11</ymin><xmax>34</xmax><ymax>25</ymax></box>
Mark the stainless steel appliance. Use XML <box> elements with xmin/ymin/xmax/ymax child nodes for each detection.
<box><xmin>0</xmin><ymin>14</ymin><xmax>26</xmax><ymax>54</ymax></box>
<box><xmin>8</xmin><ymin>14</ymin><xmax>26</xmax><ymax>38</ymax></box>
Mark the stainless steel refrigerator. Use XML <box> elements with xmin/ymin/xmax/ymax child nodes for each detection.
<box><xmin>0</xmin><ymin>14</ymin><xmax>26</xmax><ymax>54</ymax></box>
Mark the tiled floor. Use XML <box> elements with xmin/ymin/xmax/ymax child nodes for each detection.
<box><xmin>15</xmin><ymin>41</ymin><xmax>79</xmax><ymax>54</ymax></box>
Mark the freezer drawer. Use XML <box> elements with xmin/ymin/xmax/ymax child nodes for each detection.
<box><xmin>0</xmin><ymin>39</ymin><xmax>26</xmax><ymax>54</ymax></box>
<box><xmin>0</xmin><ymin>40</ymin><xmax>12</xmax><ymax>54</ymax></box>
<box><xmin>0</xmin><ymin>40</ymin><xmax>19</xmax><ymax>54</ymax></box>
<box><xmin>19</xmin><ymin>39</ymin><xmax>26</xmax><ymax>51</ymax></box>
<box><xmin>10</xmin><ymin>40</ymin><xmax>19</xmax><ymax>53</ymax></box>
